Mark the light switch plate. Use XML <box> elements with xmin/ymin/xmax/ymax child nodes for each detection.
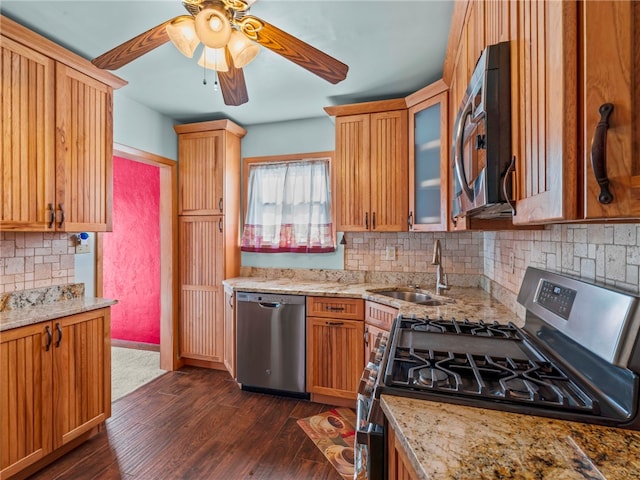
<box><xmin>75</xmin><ymin>244</ymin><xmax>90</xmax><ymax>254</ymax></box>
<box><xmin>385</xmin><ymin>246</ymin><xmax>397</xmax><ymax>261</ymax></box>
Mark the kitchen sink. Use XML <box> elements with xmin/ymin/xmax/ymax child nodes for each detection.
<box><xmin>370</xmin><ymin>288</ymin><xmax>454</xmax><ymax>306</ymax></box>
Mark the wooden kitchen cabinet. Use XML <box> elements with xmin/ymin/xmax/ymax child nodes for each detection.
<box><xmin>0</xmin><ymin>308</ymin><xmax>111</xmax><ymax>479</ymax></box>
<box><xmin>223</xmin><ymin>287</ymin><xmax>236</xmax><ymax>378</ymax></box>
<box><xmin>405</xmin><ymin>81</ymin><xmax>449</xmax><ymax>231</ymax></box>
<box><xmin>387</xmin><ymin>422</ymin><xmax>419</xmax><ymax>480</ymax></box>
<box><xmin>364</xmin><ymin>301</ymin><xmax>397</xmax><ymax>365</ymax></box>
<box><xmin>580</xmin><ymin>0</ymin><xmax>640</xmax><ymax>219</ymax></box>
<box><xmin>175</xmin><ymin>120</ymin><xmax>246</xmax><ymax>369</ymax></box>
<box><xmin>325</xmin><ymin>100</ymin><xmax>409</xmax><ymax>232</ymax></box>
<box><xmin>0</xmin><ymin>16</ymin><xmax>125</xmax><ymax>232</ymax></box>
<box><xmin>306</xmin><ymin>297</ymin><xmax>364</xmax><ymax>402</ymax></box>
<box><xmin>176</xmin><ymin>120</ymin><xmax>245</xmax><ymax>216</ymax></box>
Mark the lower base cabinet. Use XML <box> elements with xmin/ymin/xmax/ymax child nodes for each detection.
<box><xmin>306</xmin><ymin>297</ymin><xmax>364</xmax><ymax>401</ymax></box>
<box><xmin>0</xmin><ymin>308</ymin><xmax>111</xmax><ymax>479</ymax></box>
<box><xmin>387</xmin><ymin>422</ymin><xmax>419</xmax><ymax>480</ymax></box>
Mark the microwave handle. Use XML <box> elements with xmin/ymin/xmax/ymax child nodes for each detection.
<box><xmin>503</xmin><ymin>155</ymin><xmax>517</xmax><ymax>216</ymax></box>
<box><xmin>453</xmin><ymin>101</ymin><xmax>475</xmax><ymax>202</ymax></box>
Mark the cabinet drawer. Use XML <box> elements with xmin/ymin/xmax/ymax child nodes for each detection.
<box><xmin>365</xmin><ymin>301</ymin><xmax>398</xmax><ymax>331</ymax></box>
<box><xmin>306</xmin><ymin>297</ymin><xmax>364</xmax><ymax>320</ymax></box>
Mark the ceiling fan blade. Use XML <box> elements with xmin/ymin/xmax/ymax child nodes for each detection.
<box><xmin>92</xmin><ymin>17</ymin><xmax>182</xmax><ymax>70</ymax></box>
<box><xmin>218</xmin><ymin>49</ymin><xmax>249</xmax><ymax>106</ymax></box>
<box><xmin>244</xmin><ymin>16</ymin><xmax>348</xmax><ymax>84</ymax></box>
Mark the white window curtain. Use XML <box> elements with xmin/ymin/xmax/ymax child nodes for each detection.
<box><xmin>241</xmin><ymin>159</ymin><xmax>335</xmax><ymax>253</ymax></box>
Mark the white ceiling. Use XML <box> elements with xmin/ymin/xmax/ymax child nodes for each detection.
<box><xmin>1</xmin><ymin>0</ymin><xmax>454</xmax><ymax>126</ymax></box>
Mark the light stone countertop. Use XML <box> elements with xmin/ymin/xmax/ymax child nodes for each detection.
<box><xmin>0</xmin><ymin>297</ymin><xmax>117</xmax><ymax>331</ymax></box>
<box><xmin>222</xmin><ymin>277</ymin><xmax>522</xmax><ymax>326</ymax></box>
<box><xmin>381</xmin><ymin>395</ymin><xmax>640</xmax><ymax>480</ymax></box>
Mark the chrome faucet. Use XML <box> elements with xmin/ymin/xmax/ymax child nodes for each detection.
<box><xmin>431</xmin><ymin>239</ymin><xmax>449</xmax><ymax>295</ymax></box>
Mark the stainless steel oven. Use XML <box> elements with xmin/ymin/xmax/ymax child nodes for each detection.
<box><xmin>355</xmin><ymin>267</ymin><xmax>640</xmax><ymax>479</ymax></box>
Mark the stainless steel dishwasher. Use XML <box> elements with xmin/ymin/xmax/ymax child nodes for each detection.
<box><xmin>235</xmin><ymin>292</ymin><xmax>308</xmax><ymax>398</ymax></box>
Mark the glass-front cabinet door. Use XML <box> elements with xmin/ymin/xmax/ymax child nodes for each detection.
<box><xmin>407</xmin><ymin>86</ymin><xmax>449</xmax><ymax>231</ymax></box>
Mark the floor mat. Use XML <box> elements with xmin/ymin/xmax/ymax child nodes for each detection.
<box><xmin>111</xmin><ymin>347</ymin><xmax>166</xmax><ymax>402</ymax></box>
<box><xmin>297</xmin><ymin>408</ymin><xmax>356</xmax><ymax>479</ymax></box>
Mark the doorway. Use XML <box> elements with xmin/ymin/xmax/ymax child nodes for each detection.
<box><xmin>97</xmin><ymin>143</ymin><xmax>179</xmax><ymax>371</ymax></box>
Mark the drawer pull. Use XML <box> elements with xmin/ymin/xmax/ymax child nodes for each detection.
<box><xmin>325</xmin><ymin>306</ymin><xmax>345</xmax><ymax>312</ymax></box>
<box><xmin>326</xmin><ymin>321</ymin><xmax>344</xmax><ymax>326</ymax></box>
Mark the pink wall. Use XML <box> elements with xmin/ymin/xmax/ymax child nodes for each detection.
<box><xmin>103</xmin><ymin>156</ymin><xmax>160</xmax><ymax>344</ymax></box>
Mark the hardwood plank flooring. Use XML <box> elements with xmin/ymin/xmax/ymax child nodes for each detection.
<box><xmin>27</xmin><ymin>367</ymin><xmax>343</xmax><ymax>480</ymax></box>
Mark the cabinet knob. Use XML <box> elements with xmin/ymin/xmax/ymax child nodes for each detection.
<box><xmin>590</xmin><ymin>103</ymin><xmax>614</xmax><ymax>204</ymax></box>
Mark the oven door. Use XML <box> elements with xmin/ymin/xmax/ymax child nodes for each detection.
<box><xmin>354</xmin><ymin>393</ymin><xmax>385</xmax><ymax>480</ymax></box>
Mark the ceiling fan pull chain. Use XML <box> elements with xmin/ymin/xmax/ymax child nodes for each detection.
<box><xmin>214</xmin><ymin>70</ymin><xmax>219</xmax><ymax>92</ymax></box>
<box><xmin>202</xmin><ymin>57</ymin><xmax>207</xmax><ymax>85</ymax></box>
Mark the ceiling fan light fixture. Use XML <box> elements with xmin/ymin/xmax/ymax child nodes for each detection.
<box><xmin>166</xmin><ymin>16</ymin><xmax>199</xmax><ymax>58</ymax></box>
<box><xmin>198</xmin><ymin>46</ymin><xmax>229</xmax><ymax>72</ymax></box>
<box><xmin>227</xmin><ymin>30</ymin><xmax>259</xmax><ymax>68</ymax></box>
<box><xmin>195</xmin><ymin>6</ymin><xmax>232</xmax><ymax>49</ymax></box>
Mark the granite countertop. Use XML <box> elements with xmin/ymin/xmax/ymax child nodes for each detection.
<box><xmin>223</xmin><ymin>277</ymin><xmax>521</xmax><ymax>325</ymax></box>
<box><xmin>381</xmin><ymin>395</ymin><xmax>640</xmax><ymax>480</ymax></box>
<box><xmin>0</xmin><ymin>283</ymin><xmax>117</xmax><ymax>331</ymax></box>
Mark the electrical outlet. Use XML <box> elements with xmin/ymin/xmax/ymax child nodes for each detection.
<box><xmin>75</xmin><ymin>244</ymin><xmax>90</xmax><ymax>254</ymax></box>
<box><xmin>508</xmin><ymin>250</ymin><xmax>515</xmax><ymax>274</ymax></box>
<box><xmin>385</xmin><ymin>246</ymin><xmax>397</xmax><ymax>261</ymax></box>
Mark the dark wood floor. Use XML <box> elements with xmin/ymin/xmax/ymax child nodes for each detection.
<box><xmin>29</xmin><ymin>367</ymin><xmax>343</xmax><ymax>480</ymax></box>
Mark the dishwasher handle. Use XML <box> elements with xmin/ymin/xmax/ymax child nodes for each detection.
<box><xmin>258</xmin><ymin>302</ymin><xmax>281</xmax><ymax>309</ymax></box>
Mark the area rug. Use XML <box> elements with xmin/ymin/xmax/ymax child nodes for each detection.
<box><xmin>111</xmin><ymin>347</ymin><xmax>166</xmax><ymax>402</ymax></box>
<box><xmin>297</xmin><ymin>408</ymin><xmax>357</xmax><ymax>479</ymax></box>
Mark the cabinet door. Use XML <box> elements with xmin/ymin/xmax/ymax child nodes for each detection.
<box><xmin>53</xmin><ymin>309</ymin><xmax>110</xmax><ymax>448</ymax></box>
<box><xmin>334</xmin><ymin>114</ymin><xmax>371</xmax><ymax>231</ymax></box>
<box><xmin>306</xmin><ymin>317</ymin><xmax>364</xmax><ymax>400</ymax></box>
<box><xmin>0</xmin><ymin>323</ymin><xmax>53</xmax><ymax>478</ymax></box>
<box><xmin>581</xmin><ymin>0</ymin><xmax>640</xmax><ymax>219</ymax></box>
<box><xmin>0</xmin><ymin>36</ymin><xmax>56</xmax><ymax>231</ymax></box>
<box><xmin>223</xmin><ymin>289</ymin><xmax>235</xmax><ymax>378</ymax></box>
<box><xmin>370</xmin><ymin>110</ymin><xmax>409</xmax><ymax>232</ymax></box>
<box><xmin>512</xmin><ymin>0</ymin><xmax>578</xmax><ymax>224</ymax></box>
<box><xmin>409</xmin><ymin>92</ymin><xmax>449</xmax><ymax>231</ymax></box>
<box><xmin>387</xmin><ymin>422</ymin><xmax>420</xmax><ymax>480</ymax></box>
<box><xmin>56</xmin><ymin>64</ymin><xmax>114</xmax><ymax>232</ymax></box>
<box><xmin>178</xmin><ymin>131</ymin><xmax>224</xmax><ymax>215</ymax></box>
<box><xmin>179</xmin><ymin>216</ymin><xmax>225</xmax><ymax>362</ymax></box>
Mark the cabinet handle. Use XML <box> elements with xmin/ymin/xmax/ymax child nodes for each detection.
<box><xmin>325</xmin><ymin>306</ymin><xmax>345</xmax><ymax>312</ymax></box>
<box><xmin>47</xmin><ymin>203</ymin><xmax>55</xmax><ymax>229</ymax></box>
<box><xmin>326</xmin><ymin>321</ymin><xmax>344</xmax><ymax>326</ymax></box>
<box><xmin>58</xmin><ymin>203</ymin><xmax>65</xmax><ymax>228</ymax></box>
<box><xmin>364</xmin><ymin>212</ymin><xmax>368</xmax><ymax>229</ymax></box>
<box><xmin>45</xmin><ymin>325</ymin><xmax>53</xmax><ymax>351</ymax></box>
<box><xmin>408</xmin><ymin>211</ymin><xmax>413</xmax><ymax>230</ymax></box>
<box><xmin>218</xmin><ymin>198</ymin><xmax>223</xmax><ymax>213</ymax></box>
<box><xmin>590</xmin><ymin>103</ymin><xmax>614</xmax><ymax>204</ymax></box>
<box><xmin>364</xmin><ymin>327</ymin><xmax>369</xmax><ymax>345</ymax></box>
<box><xmin>218</xmin><ymin>218</ymin><xmax>223</xmax><ymax>233</ymax></box>
<box><xmin>55</xmin><ymin>323</ymin><xmax>63</xmax><ymax>348</ymax></box>
<box><xmin>372</xmin><ymin>212</ymin><xmax>376</xmax><ymax>230</ymax></box>
<box><xmin>503</xmin><ymin>156</ymin><xmax>517</xmax><ymax>216</ymax></box>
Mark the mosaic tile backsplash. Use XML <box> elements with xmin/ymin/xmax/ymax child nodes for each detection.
<box><xmin>0</xmin><ymin>232</ymin><xmax>76</xmax><ymax>294</ymax></box>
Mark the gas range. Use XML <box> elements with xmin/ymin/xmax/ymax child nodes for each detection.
<box><xmin>355</xmin><ymin>267</ymin><xmax>640</xmax><ymax>480</ymax></box>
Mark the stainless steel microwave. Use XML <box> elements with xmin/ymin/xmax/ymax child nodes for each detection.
<box><xmin>451</xmin><ymin>41</ymin><xmax>512</xmax><ymax>220</ymax></box>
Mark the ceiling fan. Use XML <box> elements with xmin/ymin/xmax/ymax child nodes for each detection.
<box><xmin>92</xmin><ymin>0</ymin><xmax>349</xmax><ymax>106</ymax></box>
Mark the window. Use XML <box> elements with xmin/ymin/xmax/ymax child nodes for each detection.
<box><xmin>241</xmin><ymin>153</ymin><xmax>335</xmax><ymax>253</ymax></box>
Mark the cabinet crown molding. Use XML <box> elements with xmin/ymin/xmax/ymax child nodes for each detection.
<box><xmin>1</xmin><ymin>15</ymin><xmax>127</xmax><ymax>89</ymax></box>
<box><xmin>324</xmin><ymin>98</ymin><xmax>407</xmax><ymax>117</ymax></box>
<box><xmin>173</xmin><ymin>119</ymin><xmax>247</xmax><ymax>138</ymax></box>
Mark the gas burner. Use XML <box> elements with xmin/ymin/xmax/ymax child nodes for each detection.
<box><xmin>416</xmin><ymin>367</ymin><xmax>450</xmax><ymax>387</ymax></box>
<box><xmin>413</xmin><ymin>323</ymin><xmax>446</xmax><ymax>333</ymax></box>
<box><xmin>502</xmin><ymin>377</ymin><xmax>538</xmax><ymax>400</ymax></box>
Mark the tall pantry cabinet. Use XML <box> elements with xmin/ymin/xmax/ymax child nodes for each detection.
<box><xmin>174</xmin><ymin>120</ymin><xmax>246</xmax><ymax>368</ymax></box>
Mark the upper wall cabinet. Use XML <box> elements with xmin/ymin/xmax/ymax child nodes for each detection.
<box><xmin>580</xmin><ymin>1</ymin><xmax>640</xmax><ymax>219</ymax></box>
<box><xmin>444</xmin><ymin>0</ymin><xmax>640</xmax><ymax>225</ymax></box>
<box><xmin>0</xmin><ymin>16</ymin><xmax>126</xmax><ymax>232</ymax></box>
<box><xmin>325</xmin><ymin>99</ymin><xmax>408</xmax><ymax>232</ymax></box>
<box><xmin>405</xmin><ymin>81</ymin><xmax>449</xmax><ymax>232</ymax></box>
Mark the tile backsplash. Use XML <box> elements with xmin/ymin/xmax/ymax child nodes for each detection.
<box><xmin>0</xmin><ymin>232</ymin><xmax>75</xmax><ymax>294</ymax></box>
